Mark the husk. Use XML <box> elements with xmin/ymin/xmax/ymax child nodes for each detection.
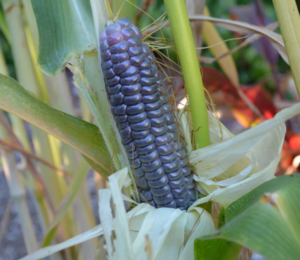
<box><xmin>20</xmin><ymin>104</ymin><xmax>300</xmax><ymax>260</ymax></box>
<box><xmin>181</xmin><ymin>103</ymin><xmax>300</xmax><ymax>207</ymax></box>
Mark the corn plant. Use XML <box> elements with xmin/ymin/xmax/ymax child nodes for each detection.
<box><xmin>0</xmin><ymin>0</ymin><xmax>300</xmax><ymax>260</ymax></box>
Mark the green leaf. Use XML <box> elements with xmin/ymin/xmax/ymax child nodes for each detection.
<box><xmin>194</xmin><ymin>239</ymin><xmax>241</xmax><ymax>260</ymax></box>
<box><xmin>41</xmin><ymin>158</ymin><xmax>90</xmax><ymax>247</ymax></box>
<box><xmin>0</xmin><ymin>73</ymin><xmax>113</xmax><ymax>176</ymax></box>
<box><xmin>226</xmin><ymin>175</ymin><xmax>299</xmax><ymax>222</ymax></box>
<box><xmin>31</xmin><ymin>0</ymin><xmax>96</xmax><ymax>75</ymax></box>
<box><xmin>195</xmin><ymin>175</ymin><xmax>300</xmax><ymax>260</ymax></box>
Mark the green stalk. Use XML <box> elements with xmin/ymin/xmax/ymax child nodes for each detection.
<box><xmin>272</xmin><ymin>0</ymin><xmax>300</xmax><ymax>98</ymax></box>
<box><xmin>112</xmin><ymin>0</ymin><xmax>136</xmax><ymax>22</ymax></box>
<box><xmin>164</xmin><ymin>0</ymin><xmax>210</xmax><ymax>149</ymax></box>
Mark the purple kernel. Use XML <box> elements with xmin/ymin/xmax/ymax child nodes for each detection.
<box><xmin>120</xmin><ymin>66</ymin><xmax>139</xmax><ymax>77</ymax></box>
<box><xmin>139</xmin><ymin>150</ymin><xmax>159</xmax><ymax>163</ymax></box>
<box><xmin>142</xmin><ymin>158</ymin><xmax>162</xmax><ymax>172</ymax></box>
<box><xmin>128</xmin><ymin>46</ymin><xmax>143</xmax><ymax>57</ymax></box>
<box><xmin>157</xmin><ymin>200</ymin><xmax>177</xmax><ymax>208</ymax></box>
<box><xmin>113</xmin><ymin>60</ymin><xmax>131</xmax><ymax>74</ymax></box>
<box><xmin>130</xmin><ymin>157</ymin><xmax>142</xmax><ymax>168</ymax></box>
<box><xmin>111</xmin><ymin>52</ymin><xmax>129</xmax><ymax>64</ymax></box>
<box><xmin>167</xmin><ymin>123</ymin><xmax>177</xmax><ymax>133</ymax></box>
<box><xmin>118</xmin><ymin>121</ymin><xmax>129</xmax><ymax>129</ymax></box>
<box><xmin>140</xmin><ymin>77</ymin><xmax>157</xmax><ymax>86</ymax></box>
<box><xmin>147</xmin><ymin>107</ymin><xmax>164</xmax><ymax>118</ymax></box>
<box><xmin>133</xmin><ymin>133</ymin><xmax>155</xmax><ymax>147</ymax></box>
<box><xmin>120</xmin><ymin>75</ymin><xmax>141</xmax><ymax>85</ymax></box>
<box><xmin>138</xmin><ymin>58</ymin><xmax>152</xmax><ymax>70</ymax></box>
<box><xmin>175</xmin><ymin>193</ymin><xmax>190</xmax><ymax>207</ymax></box>
<box><xmin>117</xmin><ymin>17</ymin><xmax>133</xmax><ymax>28</ymax></box>
<box><xmin>130</xmin><ymin>118</ymin><xmax>151</xmax><ymax>131</ymax></box>
<box><xmin>139</xmin><ymin>189</ymin><xmax>153</xmax><ymax>202</ymax></box>
<box><xmin>150</xmin><ymin>125</ymin><xmax>168</xmax><ymax>136</ymax></box>
<box><xmin>145</xmin><ymin>167</ymin><xmax>165</xmax><ymax>181</ymax></box>
<box><xmin>107</xmin><ymin>84</ymin><xmax>122</xmax><ymax>94</ymax></box>
<box><xmin>140</xmin><ymin>68</ymin><xmax>156</xmax><ymax>77</ymax></box>
<box><xmin>155</xmin><ymin>133</ymin><xmax>172</xmax><ymax>146</ymax></box>
<box><xmin>121</xmin><ymin>28</ymin><xmax>135</xmax><ymax>40</ymax></box>
<box><xmin>114</xmin><ymin>104</ymin><xmax>127</xmax><ymax>115</ymax></box>
<box><xmin>151</xmin><ymin>185</ymin><xmax>171</xmax><ymax>197</ymax></box>
<box><xmin>132</xmin><ymin>130</ymin><xmax>149</xmax><ymax>139</ymax></box>
<box><xmin>169</xmin><ymin>176</ymin><xmax>185</xmax><ymax>188</ymax></box>
<box><xmin>107</xmin><ymin>32</ymin><xmax>123</xmax><ymax>45</ymax></box>
<box><xmin>131</xmin><ymin>25</ymin><xmax>142</xmax><ymax>38</ymax></box>
<box><xmin>110</xmin><ymin>40</ymin><xmax>129</xmax><ymax>54</ymax></box>
<box><xmin>124</xmin><ymin>93</ymin><xmax>142</xmax><ymax>105</ymax></box>
<box><xmin>106</xmin><ymin>23</ymin><xmax>121</xmax><ymax>35</ymax></box>
<box><xmin>160</xmin><ymin>152</ymin><xmax>177</xmax><ymax>164</ymax></box>
<box><xmin>101</xmin><ymin>49</ymin><xmax>111</xmax><ymax>61</ymax></box>
<box><xmin>134</xmin><ymin>167</ymin><xmax>145</xmax><ymax>178</ymax></box>
<box><xmin>100</xmin><ymin>40</ymin><xmax>109</xmax><ymax>51</ymax></box>
<box><xmin>153</xmin><ymin>193</ymin><xmax>173</xmax><ymax>205</ymax></box>
<box><xmin>130</xmin><ymin>53</ymin><xmax>146</xmax><ymax>66</ymax></box>
<box><xmin>143</xmin><ymin>92</ymin><xmax>159</xmax><ymax>103</ymax></box>
<box><xmin>115</xmin><ymin>114</ymin><xmax>127</xmax><ymax>123</ymax></box>
<box><xmin>145</xmin><ymin>100</ymin><xmax>162</xmax><ymax>111</ymax></box>
<box><xmin>163</xmin><ymin>104</ymin><xmax>172</xmax><ymax>113</ymax></box>
<box><xmin>140</xmin><ymin>84</ymin><xmax>159</xmax><ymax>95</ymax></box>
<box><xmin>126</xmin><ymin>103</ymin><xmax>145</xmax><ymax>115</ymax></box>
<box><xmin>142</xmin><ymin>44</ymin><xmax>151</xmax><ymax>55</ymax></box>
<box><xmin>136</xmin><ymin>143</ymin><xmax>156</xmax><ymax>155</ymax></box>
<box><xmin>128</xmin><ymin>112</ymin><xmax>147</xmax><ymax>123</ymax></box>
<box><xmin>150</xmin><ymin>115</ymin><xmax>167</xmax><ymax>127</ymax></box>
<box><xmin>127</xmin><ymin>37</ymin><xmax>143</xmax><ymax>47</ymax></box>
<box><xmin>100</xmin><ymin>31</ymin><xmax>107</xmax><ymax>41</ymax></box>
<box><xmin>163</xmin><ymin>158</ymin><xmax>181</xmax><ymax>173</ymax></box>
<box><xmin>104</xmin><ymin>68</ymin><xmax>116</xmax><ymax>79</ymax></box>
<box><xmin>124</xmin><ymin>141</ymin><xmax>135</xmax><ymax>152</ymax></box>
<box><xmin>107</xmin><ymin>76</ymin><xmax>120</xmax><ymax>86</ymax></box>
<box><xmin>136</xmin><ymin>176</ymin><xmax>149</xmax><ymax>189</ymax></box>
<box><xmin>122</xmin><ymin>136</ymin><xmax>133</xmax><ymax>145</ymax></box>
<box><xmin>102</xmin><ymin>60</ymin><xmax>113</xmax><ymax>70</ymax></box>
<box><xmin>148</xmin><ymin>175</ymin><xmax>169</xmax><ymax>189</ymax></box>
<box><xmin>172</xmin><ymin>186</ymin><xmax>188</xmax><ymax>199</ymax></box>
<box><xmin>167</xmin><ymin>168</ymin><xmax>183</xmax><ymax>180</ymax></box>
<box><xmin>126</xmin><ymin>150</ymin><xmax>138</xmax><ymax>159</ymax></box>
<box><xmin>182</xmin><ymin>166</ymin><xmax>191</xmax><ymax>177</ymax></box>
<box><xmin>109</xmin><ymin>91</ymin><xmax>123</xmax><ymax>105</ymax></box>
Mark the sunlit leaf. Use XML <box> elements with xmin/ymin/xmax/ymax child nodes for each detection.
<box><xmin>0</xmin><ymin>74</ymin><xmax>113</xmax><ymax>176</ymax></box>
<box><xmin>41</xmin><ymin>158</ymin><xmax>91</xmax><ymax>247</ymax></box>
<box><xmin>195</xmin><ymin>175</ymin><xmax>300</xmax><ymax>260</ymax></box>
<box><xmin>202</xmin><ymin>7</ymin><xmax>239</xmax><ymax>88</ymax></box>
<box><xmin>31</xmin><ymin>0</ymin><xmax>96</xmax><ymax>75</ymax></box>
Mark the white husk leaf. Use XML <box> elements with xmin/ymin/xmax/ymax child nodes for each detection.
<box><xmin>21</xmin><ymin>104</ymin><xmax>300</xmax><ymax>260</ymax></box>
<box><xmin>182</xmin><ymin>103</ymin><xmax>300</xmax><ymax>207</ymax></box>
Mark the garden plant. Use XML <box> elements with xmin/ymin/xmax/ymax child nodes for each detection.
<box><xmin>0</xmin><ymin>0</ymin><xmax>299</xmax><ymax>260</ymax></box>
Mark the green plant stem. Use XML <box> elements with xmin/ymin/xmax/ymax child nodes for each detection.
<box><xmin>272</xmin><ymin>0</ymin><xmax>300</xmax><ymax>98</ymax></box>
<box><xmin>164</xmin><ymin>0</ymin><xmax>210</xmax><ymax>149</ymax></box>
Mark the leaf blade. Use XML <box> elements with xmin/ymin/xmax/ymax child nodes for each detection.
<box><xmin>0</xmin><ymin>73</ymin><xmax>112</xmax><ymax>176</ymax></box>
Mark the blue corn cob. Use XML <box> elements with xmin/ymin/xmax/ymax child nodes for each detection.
<box><xmin>100</xmin><ymin>18</ymin><xmax>197</xmax><ymax>210</ymax></box>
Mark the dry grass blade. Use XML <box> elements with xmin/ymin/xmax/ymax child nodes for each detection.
<box><xmin>189</xmin><ymin>15</ymin><xmax>287</xmax><ymax>64</ymax></box>
<box><xmin>202</xmin><ymin>6</ymin><xmax>239</xmax><ymax>88</ymax></box>
<box><xmin>0</xmin><ymin>111</ymin><xmax>55</xmax><ymax>213</ymax></box>
<box><xmin>0</xmin><ymin>199</ymin><xmax>13</xmax><ymax>245</ymax></box>
<box><xmin>200</xmin><ymin>22</ymin><xmax>279</xmax><ymax>64</ymax></box>
<box><xmin>0</xmin><ymin>139</ymin><xmax>70</xmax><ymax>177</ymax></box>
<box><xmin>143</xmin><ymin>16</ymin><xmax>287</xmax><ymax>64</ymax></box>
